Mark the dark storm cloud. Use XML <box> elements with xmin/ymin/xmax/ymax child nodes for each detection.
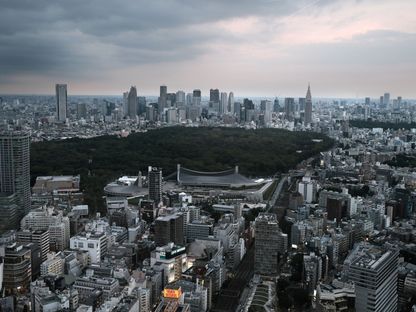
<box><xmin>0</xmin><ymin>0</ymin><xmax>308</xmax><ymax>76</ymax></box>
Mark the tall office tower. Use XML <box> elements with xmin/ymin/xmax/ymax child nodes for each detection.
<box><xmin>220</xmin><ymin>92</ymin><xmax>227</xmax><ymax>114</ymax></box>
<box><xmin>210</xmin><ymin>89</ymin><xmax>220</xmax><ymax>103</ymax></box>
<box><xmin>0</xmin><ymin>130</ymin><xmax>31</xmax><ymax>220</ymax></box>
<box><xmin>304</xmin><ymin>84</ymin><xmax>312</xmax><ymax>125</ymax></box>
<box><xmin>146</xmin><ymin>105</ymin><xmax>156</xmax><ymax>122</ymax></box>
<box><xmin>254</xmin><ymin>213</ymin><xmax>282</xmax><ymax>276</ymax></box>
<box><xmin>123</xmin><ymin>91</ymin><xmax>129</xmax><ymax>117</ymax></box>
<box><xmin>55</xmin><ymin>84</ymin><xmax>67</xmax><ymax>122</ymax></box>
<box><xmin>127</xmin><ymin>86</ymin><xmax>138</xmax><ymax>119</ymax></box>
<box><xmin>137</xmin><ymin>96</ymin><xmax>146</xmax><ymax>115</ymax></box>
<box><xmin>365</xmin><ymin>97</ymin><xmax>371</xmax><ymax>106</ymax></box>
<box><xmin>0</xmin><ymin>248</ymin><xmax>3</xmax><ymax>292</ymax></box>
<box><xmin>384</xmin><ymin>92</ymin><xmax>390</xmax><ymax>107</ymax></box>
<box><xmin>284</xmin><ymin>97</ymin><xmax>295</xmax><ymax>121</ymax></box>
<box><xmin>192</xmin><ymin>89</ymin><xmax>201</xmax><ymax>106</ymax></box>
<box><xmin>154</xmin><ymin>214</ymin><xmax>184</xmax><ymax>246</ymax></box>
<box><xmin>148</xmin><ymin>166</ymin><xmax>162</xmax><ymax>205</ymax></box>
<box><xmin>16</xmin><ymin>230</ymin><xmax>50</xmax><ymax>262</ymax></box>
<box><xmin>273</xmin><ymin>98</ymin><xmax>280</xmax><ymax>112</ymax></box>
<box><xmin>166</xmin><ymin>93</ymin><xmax>176</xmax><ymax>108</ymax></box>
<box><xmin>176</xmin><ymin>90</ymin><xmax>186</xmax><ymax>107</ymax></box>
<box><xmin>76</xmin><ymin>103</ymin><xmax>87</xmax><ymax>119</ymax></box>
<box><xmin>228</xmin><ymin>92</ymin><xmax>234</xmax><ymax>114</ymax></box>
<box><xmin>379</xmin><ymin>95</ymin><xmax>384</xmax><ymax>107</ymax></box>
<box><xmin>159</xmin><ymin>85</ymin><xmax>168</xmax><ymax>112</ymax></box>
<box><xmin>186</xmin><ymin>93</ymin><xmax>193</xmax><ymax>106</ymax></box>
<box><xmin>346</xmin><ymin>243</ymin><xmax>398</xmax><ymax>312</ymax></box>
<box><xmin>3</xmin><ymin>243</ymin><xmax>32</xmax><ymax>295</ymax></box>
<box><xmin>397</xmin><ymin>96</ymin><xmax>402</xmax><ymax>106</ymax></box>
<box><xmin>242</xmin><ymin>98</ymin><xmax>255</xmax><ymax>122</ymax></box>
<box><xmin>298</xmin><ymin>97</ymin><xmax>306</xmax><ymax>111</ymax></box>
<box><xmin>260</xmin><ymin>100</ymin><xmax>273</xmax><ymax>125</ymax></box>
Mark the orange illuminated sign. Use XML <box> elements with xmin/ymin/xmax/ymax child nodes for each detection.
<box><xmin>163</xmin><ymin>288</ymin><xmax>182</xmax><ymax>299</ymax></box>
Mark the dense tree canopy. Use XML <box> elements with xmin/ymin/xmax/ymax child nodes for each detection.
<box><xmin>31</xmin><ymin>127</ymin><xmax>334</xmax><ymax>212</ymax></box>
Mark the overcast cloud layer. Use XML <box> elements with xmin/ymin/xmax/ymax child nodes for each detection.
<box><xmin>0</xmin><ymin>0</ymin><xmax>415</xmax><ymax>98</ymax></box>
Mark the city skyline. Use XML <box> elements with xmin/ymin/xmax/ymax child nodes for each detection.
<box><xmin>1</xmin><ymin>0</ymin><xmax>415</xmax><ymax>97</ymax></box>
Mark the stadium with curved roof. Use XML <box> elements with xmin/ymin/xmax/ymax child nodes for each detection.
<box><xmin>176</xmin><ymin>164</ymin><xmax>257</xmax><ymax>188</ymax></box>
<box><xmin>104</xmin><ymin>175</ymin><xmax>148</xmax><ymax>197</ymax></box>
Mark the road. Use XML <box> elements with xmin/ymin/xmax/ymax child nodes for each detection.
<box><xmin>212</xmin><ymin>175</ymin><xmax>288</xmax><ymax>311</ymax></box>
<box><xmin>267</xmin><ymin>175</ymin><xmax>288</xmax><ymax>213</ymax></box>
<box><xmin>212</xmin><ymin>245</ymin><xmax>255</xmax><ymax>312</ymax></box>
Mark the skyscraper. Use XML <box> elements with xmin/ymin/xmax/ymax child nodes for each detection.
<box><xmin>254</xmin><ymin>213</ymin><xmax>287</xmax><ymax>276</ymax></box>
<box><xmin>0</xmin><ymin>130</ymin><xmax>31</xmax><ymax>220</ymax></box>
<box><xmin>127</xmin><ymin>86</ymin><xmax>138</xmax><ymax>119</ymax></box>
<box><xmin>284</xmin><ymin>97</ymin><xmax>295</xmax><ymax>121</ymax></box>
<box><xmin>192</xmin><ymin>89</ymin><xmax>201</xmax><ymax>106</ymax></box>
<box><xmin>159</xmin><ymin>85</ymin><xmax>167</xmax><ymax>113</ymax></box>
<box><xmin>76</xmin><ymin>103</ymin><xmax>87</xmax><ymax>120</ymax></box>
<box><xmin>260</xmin><ymin>100</ymin><xmax>273</xmax><ymax>125</ymax></box>
<box><xmin>209</xmin><ymin>89</ymin><xmax>220</xmax><ymax>103</ymax></box>
<box><xmin>384</xmin><ymin>92</ymin><xmax>390</xmax><ymax>108</ymax></box>
<box><xmin>55</xmin><ymin>84</ymin><xmax>67</xmax><ymax>122</ymax></box>
<box><xmin>228</xmin><ymin>92</ymin><xmax>234</xmax><ymax>114</ymax></box>
<box><xmin>220</xmin><ymin>92</ymin><xmax>227</xmax><ymax>114</ymax></box>
<box><xmin>176</xmin><ymin>90</ymin><xmax>186</xmax><ymax>107</ymax></box>
<box><xmin>304</xmin><ymin>84</ymin><xmax>312</xmax><ymax>125</ymax></box>
<box><xmin>186</xmin><ymin>93</ymin><xmax>193</xmax><ymax>106</ymax></box>
<box><xmin>123</xmin><ymin>91</ymin><xmax>129</xmax><ymax>117</ymax></box>
<box><xmin>148</xmin><ymin>166</ymin><xmax>162</xmax><ymax>205</ymax></box>
<box><xmin>346</xmin><ymin>243</ymin><xmax>398</xmax><ymax>312</ymax></box>
<box><xmin>273</xmin><ymin>98</ymin><xmax>280</xmax><ymax>112</ymax></box>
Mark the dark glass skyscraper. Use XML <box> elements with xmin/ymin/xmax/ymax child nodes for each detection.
<box><xmin>148</xmin><ymin>166</ymin><xmax>162</xmax><ymax>205</ymax></box>
<box><xmin>209</xmin><ymin>89</ymin><xmax>220</xmax><ymax>103</ymax></box>
<box><xmin>55</xmin><ymin>84</ymin><xmax>67</xmax><ymax>122</ymax></box>
<box><xmin>127</xmin><ymin>86</ymin><xmax>138</xmax><ymax>118</ymax></box>
<box><xmin>159</xmin><ymin>85</ymin><xmax>168</xmax><ymax>113</ymax></box>
<box><xmin>0</xmin><ymin>130</ymin><xmax>31</xmax><ymax>223</ymax></box>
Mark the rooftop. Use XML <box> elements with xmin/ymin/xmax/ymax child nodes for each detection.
<box><xmin>349</xmin><ymin>243</ymin><xmax>395</xmax><ymax>270</ymax></box>
<box><xmin>176</xmin><ymin>164</ymin><xmax>256</xmax><ymax>188</ymax></box>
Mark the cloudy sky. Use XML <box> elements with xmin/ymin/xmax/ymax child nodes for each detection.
<box><xmin>0</xmin><ymin>0</ymin><xmax>415</xmax><ymax>98</ymax></box>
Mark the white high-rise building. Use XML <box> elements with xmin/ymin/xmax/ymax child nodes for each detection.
<box><xmin>345</xmin><ymin>243</ymin><xmax>398</xmax><ymax>312</ymax></box>
<box><xmin>298</xmin><ymin>175</ymin><xmax>317</xmax><ymax>204</ymax></box>
<box><xmin>55</xmin><ymin>84</ymin><xmax>67</xmax><ymax>122</ymax></box>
